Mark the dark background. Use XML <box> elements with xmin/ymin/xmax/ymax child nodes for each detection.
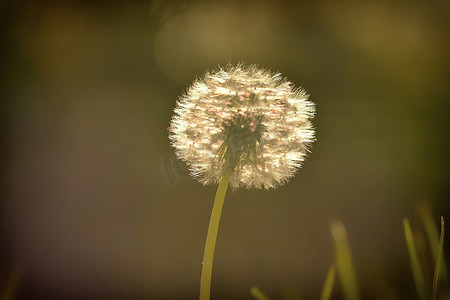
<box><xmin>1</xmin><ymin>0</ymin><xmax>449</xmax><ymax>299</ymax></box>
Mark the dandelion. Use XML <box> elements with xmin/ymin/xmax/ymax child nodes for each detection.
<box><xmin>170</xmin><ymin>64</ymin><xmax>315</xmax><ymax>189</ymax></box>
<box><xmin>169</xmin><ymin>63</ymin><xmax>315</xmax><ymax>300</ymax></box>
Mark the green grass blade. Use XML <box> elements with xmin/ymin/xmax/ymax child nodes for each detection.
<box><xmin>250</xmin><ymin>286</ymin><xmax>270</xmax><ymax>300</ymax></box>
<box><xmin>420</xmin><ymin>205</ymin><xmax>448</xmax><ymax>281</ymax></box>
<box><xmin>403</xmin><ymin>218</ymin><xmax>427</xmax><ymax>300</ymax></box>
<box><xmin>432</xmin><ymin>217</ymin><xmax>445</xmax><ymax>300</ymax></box>
<box><xmin>330</xmin><ymin>221</ymin><xmax>360</xmax><ymax>300</ymax></box>
<box><xmin>320</xmin><ymin>263</ymin><xmax>336</xmax><ymax>300</ymax></box>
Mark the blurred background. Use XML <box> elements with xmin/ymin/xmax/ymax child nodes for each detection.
<box><xmin>1</xmin><ymin>0</ymin><xmax>449</xmax><ymax>299</ymax></box>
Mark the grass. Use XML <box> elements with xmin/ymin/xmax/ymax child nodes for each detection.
<box><xmin>1</xmin><ymin>207</ymin><xmax>446</xmax><ymax>300</ymax></box>
<box><xmin>250</xmin><ymin>287</ymin><xmax>271</xmax><ymax>300</ymax></box>
<box><xmin>250</xmin><ymin>208</ymin><xmax>447</xmax><ymax>300</ymax></box>
<box><xmin>319</xmin><ymin>263</ymin><xmax>336</xmax><ymax>300</ymax></box>
<box><xmin>404</xmin><ymin>218</ymin><xmax>427</xmax><ymax>300</ymax></box>
<box><xmin>330</xmin><ymin>221</ymin><xmax>360</xmax><ymax>300</ymax></box>
<box><xmin>432</xmin><ymin>217</ymin><xmax>445</xmax><ymax>300</ymax></box>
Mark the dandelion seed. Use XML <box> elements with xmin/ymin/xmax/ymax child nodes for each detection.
<box><xmin>169</xmin><ymin>63</ymin><xmax>315</xmax><ymax>189</ymax></box>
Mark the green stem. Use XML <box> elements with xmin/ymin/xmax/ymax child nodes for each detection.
<box><xmin>199</xmin><ymin>173</ymin><xmax>231</xmax><ymax>300</ymax></box>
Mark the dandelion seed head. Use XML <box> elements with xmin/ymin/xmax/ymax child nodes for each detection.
<box><xmin>169</xmin><ymin>63</ymin><xmax>315</xmax><ymax>189</ymax></box>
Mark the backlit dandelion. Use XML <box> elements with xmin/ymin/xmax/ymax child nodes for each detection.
<box><xmin>170</xmin><ymin>64</ymin><xmax>315</xmax><ymax>189</ymax></box>
<box><xmin>169</xmin><ymin>63</ymin><xmax>315</xmax><ymax>300</ymax></box>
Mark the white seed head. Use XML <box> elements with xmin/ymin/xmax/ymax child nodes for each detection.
<box><xmin>169</xmin><ymin>64</ymin><xmax>315</xmax><ymax>189</ymax></box>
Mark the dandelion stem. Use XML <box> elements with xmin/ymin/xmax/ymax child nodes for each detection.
<box><xmin>199</xmin><ymin>173</ymin><xmax>231</xmax><ymax>300</ymax></box>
